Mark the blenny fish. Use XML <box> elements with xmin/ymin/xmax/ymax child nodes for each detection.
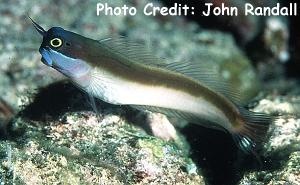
<box><xmin>30</xmin><ymin>18</ymin><xmax>271</xmax><ymax>153</ymax></box>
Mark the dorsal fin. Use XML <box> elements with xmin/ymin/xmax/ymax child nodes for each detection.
<box><xmin>164</xmin><ymin>61</ymin><xmax>241</xmax><ymax>103</ymax></box>
<box><xmin>99</xmin><ymin>37</ymin><xmax>241</xmax><ymax>103</ymax></box>
<box><xmin>99</xmin><ymin>37</ymin><xmax>163</xmax><ymax>67</ymax></box>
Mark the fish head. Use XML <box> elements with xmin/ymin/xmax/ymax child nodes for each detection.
<box><xmin>30</xmin><ymin>17</ymin><xmax>92</xmax><ymax>85</ymax></box>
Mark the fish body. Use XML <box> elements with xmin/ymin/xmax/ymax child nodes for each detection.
<box><xmin>88</xmin><ymin>67</ymin><xmax>232</xmax><ymax>128</ymax></box>
<box><xmin>30</xmin><ymin>18</ymin><xmax>271</xmax><ymax>153</ymax></box>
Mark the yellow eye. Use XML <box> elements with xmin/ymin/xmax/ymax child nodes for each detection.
<box><xmin>50</xmin><ymin>38</ymin><xmax>63</xmax><ymax>48</ymax></box>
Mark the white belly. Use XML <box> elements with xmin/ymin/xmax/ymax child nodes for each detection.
<box><xmin>85</xmin><ymin>69</ymin><xmax>231</xmax><ymax>129</ymax></box>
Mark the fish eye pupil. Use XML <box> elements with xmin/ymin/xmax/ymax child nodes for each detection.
<box><xmin>50</xmin><ymin>38</ymin><xmax>62</xmax><ymax>48</ymax></box>
<box><xmin>53</xmin><ymin>40</ymin><xmax>59</xmax><ymax>45</ymax></box>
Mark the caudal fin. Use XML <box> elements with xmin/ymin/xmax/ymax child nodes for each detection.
<box><xmin>232</xmin><ymin>107</ymin><xmax>273</xmax><ymax>154</ymax></box>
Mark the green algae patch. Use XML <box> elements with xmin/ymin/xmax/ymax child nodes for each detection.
<box><xmin>137</xmin><ymin>138</ymin><xmax>165</xmax><ymax>159</ymax></box>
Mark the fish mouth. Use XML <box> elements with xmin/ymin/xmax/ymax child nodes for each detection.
<box><xmin>39</xmin><ymin>47</ymin><xmax>53</xmax><ymax>66</ymax></box>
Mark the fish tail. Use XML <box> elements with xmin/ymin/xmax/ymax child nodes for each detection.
<box><xmin>232</xmin><ymin>107</ymin><xmax>273</xmax><ymax>154</ymax></box>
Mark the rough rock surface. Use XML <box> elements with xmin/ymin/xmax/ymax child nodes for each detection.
<box><xmin>0</xmin><ymin>101</ymin><xmax>203</xmax><ymax>184</ymax></box>
<box><xmin>239</xmin><ymin>94</ymin><xmax>300</xmax><ymax>185</ymax></box>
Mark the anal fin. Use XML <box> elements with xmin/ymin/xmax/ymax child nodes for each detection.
<box><xmin>130</xmin><ymin>105</ymin><xmax>226</xmax><ymax>132</ymax></box>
